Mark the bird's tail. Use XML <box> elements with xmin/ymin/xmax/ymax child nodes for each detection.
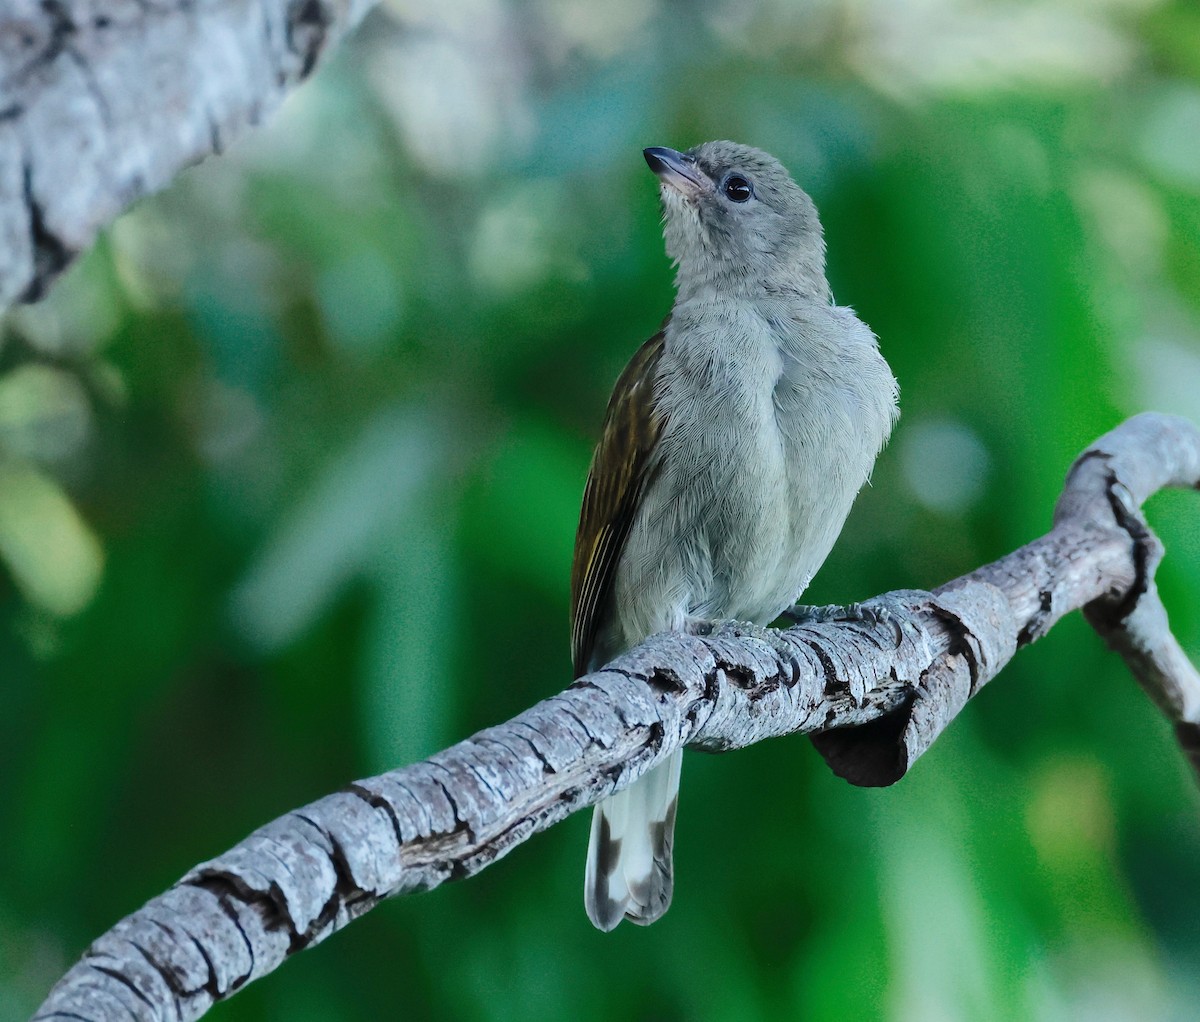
<box><xmin>584</xmin><ymin>749</ymin><xmax>683</xmax><ymax>931</ymax></box>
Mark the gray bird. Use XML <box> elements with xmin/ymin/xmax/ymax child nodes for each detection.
<box><xmin>571</xmin><ymin>141</ymin><xmax>899</xmax><ymax>931</ymax></box>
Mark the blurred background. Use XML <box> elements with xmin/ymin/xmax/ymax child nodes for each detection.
<box><xmin>4</xmin><ymin>0</ymin><xmax>1200</xmax><ymax>1018</ymax></box>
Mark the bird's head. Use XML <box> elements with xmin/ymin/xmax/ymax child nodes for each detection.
<box><xmin>644</xmin><ymin>140</ymin><xmax>828</xmax><ymax>300</ymax></box>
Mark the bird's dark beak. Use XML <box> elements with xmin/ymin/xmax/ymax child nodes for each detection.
<box><xmin>644</xmin><ymin>146</ymin><xmax>707</xmax><ymax>199</ymax></box>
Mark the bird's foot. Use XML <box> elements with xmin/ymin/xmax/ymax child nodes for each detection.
<box><xmin>781</xmin><ymin>600</ymin><xmax>901</xmax><ymax>632</ymax></box>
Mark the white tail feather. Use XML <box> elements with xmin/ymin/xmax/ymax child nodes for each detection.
<box><xmin>584</xmin><ymin>749</ymin><xmax>683</xmax><ymax>931</ymax></box>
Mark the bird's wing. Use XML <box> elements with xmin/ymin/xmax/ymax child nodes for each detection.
<box><xmin>570</xmin><ymin>327</ymin><xmax>668</xmax><ymax>678</ymax></box>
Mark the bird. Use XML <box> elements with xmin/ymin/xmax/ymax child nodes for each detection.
<box><xmin>570</xmin><ymin>141</ymin><xmax>899</xmax><ymax>931</ymax></box>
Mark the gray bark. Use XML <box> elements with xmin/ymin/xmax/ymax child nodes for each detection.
<box><xmin>33</xmin><ymin>411</ymin><xmax>1200</xmax><ymax>1021</ymax></box>
<box><xmin>0</xmin><ymin>0</ymin><xmax>377</xmax><ymax>308</ymax></box>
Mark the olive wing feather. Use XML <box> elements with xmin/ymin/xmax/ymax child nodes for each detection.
<box><xmin>570</xmin><ymin>329</ymin><xmax>668</xmax><ymax>678</ymax></box>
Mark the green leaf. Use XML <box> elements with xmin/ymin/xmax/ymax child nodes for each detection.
<box><xmin>0</xmin><ymin>460</ymin><xmax>103</xmax><ymax>616</ymax></box>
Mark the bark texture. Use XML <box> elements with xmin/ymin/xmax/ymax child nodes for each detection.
<box><xmin>0</xmin><ymin>0</ymin><xmax>376</xmax><ymax>307</ymax></box>
<box><xmin>33</xmin><ymin>412</ymin><xmax>1200</xmax><ymax>1021</ymax></box>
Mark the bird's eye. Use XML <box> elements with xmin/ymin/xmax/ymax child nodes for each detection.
<box><xmin>723</xmin><ymin>176</ymin><xmax>752</xmax><ymax>202</ymax></box>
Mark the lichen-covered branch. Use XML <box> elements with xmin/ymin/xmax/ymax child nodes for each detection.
<box><xmin>0</xmin><ymin>0</ymin><xmax>377</xmax><ymax>308</ymax></box>
<box><xmin>34</xmin><ymin>412</ymin><xmax>1200</xmax><ymax>1021</ymax></box>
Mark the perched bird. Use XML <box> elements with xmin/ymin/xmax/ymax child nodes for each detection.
<box><xmin>570</xmin><ymin>141</ymin><xmax>899</xmax><ymax>931</ymax></box>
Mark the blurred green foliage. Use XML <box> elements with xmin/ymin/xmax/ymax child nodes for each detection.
<box><xmin>4</xmin><ymin>0</ymin><xmax>1200</xmax><ymax>1018</ymax></box>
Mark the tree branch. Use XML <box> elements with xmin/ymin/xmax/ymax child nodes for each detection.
<box><xmin>0</xmin><ymin>0</ymin><xmax>377</xmax><ymax>308</ymax></box>
<box><xmin>34</xmin><ymin>412</ymin><xmax>1200</xmax><ymax>1021</ymax></box>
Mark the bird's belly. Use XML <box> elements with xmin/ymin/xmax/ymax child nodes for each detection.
<box><xmin>614</xmin><ymin>414</ymin><xmax>840</xmax><ymax>642</ymax></box>
<box><xmin>691</xmin><ymin>445</ymin><xmax>845</xmax><ymax>624</ymax></box>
